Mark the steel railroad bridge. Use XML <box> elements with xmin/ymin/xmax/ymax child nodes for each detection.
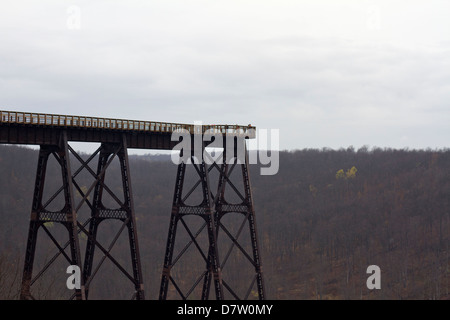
<box><xmin>0</xmin><ymin>110</ymin><xmax>255</xmax><ymax>148</ymax></box>
<box><xmin>0</xmin><ymin>110</ymin><xmax>265</xmax><ymax>301</ymax></box>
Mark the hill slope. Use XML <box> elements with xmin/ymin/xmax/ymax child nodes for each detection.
<box><xmin>0</xmin><ymin>145</ymin><xmax>449</xmax><ymax>299</ymax></box>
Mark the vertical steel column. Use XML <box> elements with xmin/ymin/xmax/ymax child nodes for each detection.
<box><xmin>20</xmin><ymin>146</ymin><xmax>51</xmax><ymax>300</ymax></box>
<box><xmin>159</xmin><ymin>162</ymin><xmax>186</xmax><ymax>300</ymax></box>
<box><xmin>20</xmin><ymin>132</ymin><xmax>86</xmax><ymax>300</ymax></box>
<box><xmin>119</xmin><ymin>136</ymin><xmax>145</xmax><ymax>300</ymax></box>
<box><xmin>240</xmin><ymin>145</ymin><xmax>265</xmax><ymax>299</ymax></box>
<box><xmin>59</xmin><ymin>133</ymin><xmax>86</xmax><ymax>301</ymax></box>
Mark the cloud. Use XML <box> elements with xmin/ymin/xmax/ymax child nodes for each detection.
<box><xmin>1</xmin><ymin>1</ymin><xmax>450</xmax><ymax>151</ymax></box>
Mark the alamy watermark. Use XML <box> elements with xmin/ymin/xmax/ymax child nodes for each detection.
<box><xmin>170</xmin><ymin>121</ymin><xmax>279</xmax><ymax>176</ymax></box>
<box><xmin>66</xmin><ymin>265</ymin><xmax>81</xmax><ymax>290</ymax></box>
<box><xmin>67</xmin><ymin>5</ymin><xmax>81</xmax><ymax>30</ymax></box>
<box><xmin>366</xmin><ymin>265</ymin><xmax>381</xmax><ymax>290</ymax></box>
<box><xmin>366</xmin><ymin>4</ymin><xmax>382</xmax><ymax>31</ymax></box>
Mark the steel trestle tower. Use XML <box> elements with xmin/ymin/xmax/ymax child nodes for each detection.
<box><xmin>159</xmin><ymin>139</ymin><xmax>265</xmax><ymax>300</ymax></box>
<box><xmin>20</xmin><ymin>133</ymin><xmax>144</xmax><ymax>300</ymax></box>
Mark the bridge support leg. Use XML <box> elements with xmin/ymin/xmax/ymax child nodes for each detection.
<box><xmin>82</xmin><ymin>136</ymin><xmax>145</xmax><ymax>300</ymax></box>
<box><xmin>159</xmin><ymin>139</ymin><xmax>265</xmax><ymax>300</ymax></box>
<box><xmin>20</xmin><ymin>133</ymin><xmax>144</xmax><ymax>300</ymax></box>
<box><xmin>159</xmin><ymin>146</ymin><xmax>223</xmax><ymax>300</ymax></box>
<box><xmin>20</xmin><ymin>133</ymin><xmax>86</xmax><ymax>300</ymax></box>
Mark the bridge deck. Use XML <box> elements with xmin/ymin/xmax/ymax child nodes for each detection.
<box><xmin>0</xmin><ymin>110</ymin><xmax>255</xmax><ymax>149</ymax></box>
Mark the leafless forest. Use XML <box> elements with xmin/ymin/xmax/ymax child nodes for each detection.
<box><xmin>0</xmin><ymin>145</ymin><xmax>449</xmax><ymax>299</ymax></box>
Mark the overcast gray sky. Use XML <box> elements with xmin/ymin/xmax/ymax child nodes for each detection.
<box><xmin>1</xmin><ymin>0</ymin><xmax>450</xmax><ymax>151</ymax></box>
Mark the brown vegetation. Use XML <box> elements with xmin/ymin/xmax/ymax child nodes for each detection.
<box><xmin>0</xmin><ymin>145</ymin><xmax>449</xmax><ymax>299</ymax></box>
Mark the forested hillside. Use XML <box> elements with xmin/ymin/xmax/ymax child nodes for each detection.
<box><xmin>0</xmin><ymin>145</ymin><xmax>449</xmax><ymax>299</ymax></box>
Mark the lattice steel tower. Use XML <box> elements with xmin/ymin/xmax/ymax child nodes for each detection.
<box><xmin>159</xmin><ymin>138</ymin><xmax>265</xmax><ymax>300</ymax></box>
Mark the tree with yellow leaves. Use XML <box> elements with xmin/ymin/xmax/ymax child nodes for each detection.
<box><xmin>346</xmin><ymin>166</ymin><xmax>357</xmax><ymax>179</ymax></box>
<box><xmin>336</xmin><ymin>166</ymin><xmax>358</xmax><ymax>198</ymax></box>
<box><xmin>336</xmin><ymin>169</ymin><xmax>345</xmax><ymax>180</ymax></box>
<box><xmin>336</xmin><ymin>166</ymin><xmax>357</xmax><ymax>180</ymax></box>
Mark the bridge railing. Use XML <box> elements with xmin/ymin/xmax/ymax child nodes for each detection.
<box><xmin>0</xmin><ymin>110</ymin><xmax>256</xmax><ymax>138</ymax></box>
